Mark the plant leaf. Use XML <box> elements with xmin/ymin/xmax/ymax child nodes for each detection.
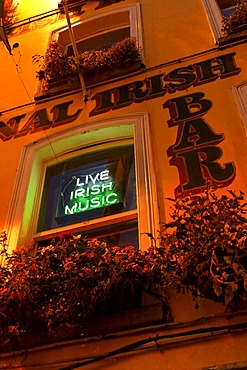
<box><xmin>224</xmin><ymin>283</ymin><xmax>237</xmax><ymax>306</ymax></box>
<box><xmin>213</xmin><ymin>278</ymin><xmax>222</xmax><ymax>298</ymax></box>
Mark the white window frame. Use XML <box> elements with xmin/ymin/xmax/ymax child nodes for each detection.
<box><xmin>51</xmin><ymin>3</ymin><xmax>143</xmax><ymax>56</ymax></box>
<box><xmin>202</xmin><ymin>0</ymin><xmax>224</xmax><ymax>41</ymax></box>
<box><xmin>232</xmin><ymin>80</ymin><xmax>247</xmax><ymax>135</ymax></box>
<box><xmin>5</xmin><ymin>113</ymin><xmax>158</xmax><ymax>251</ymax></box>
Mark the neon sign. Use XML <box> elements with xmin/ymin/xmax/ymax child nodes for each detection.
<box><xmin>56</xmin><ymin>167</ymin><xmax>121</xmax><ymax>218</ymax></box>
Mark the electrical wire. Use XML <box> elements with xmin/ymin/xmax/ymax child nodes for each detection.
<box><xmin>10</xmin><ymin>50</ymin><xmax>59</xmax><ymax>162</ymax></box>
<box><xmin>5</xmin><ymin>1</ymin><xmax>87</xmax><ymax>33</ymax></box>
<box><xmin>57</xmin><ymin>321</ymin><xmax>247</xmax><ymax>370</ymax></box>
<box><xmin>0</xmin><ymin>319</ymin><xmax>246</xmax><ymax>369</ymax></box>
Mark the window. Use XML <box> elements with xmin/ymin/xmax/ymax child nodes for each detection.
<box><xmin>232</xmin><ymin>80</ymin><xmax>247</xmax><ymax>135</ymax></box>
<box><xmin>37</xmin><ymin>143</ymin><xmax>138</xmax><ymax>247</ymax></box>
<box><xmin>202</xmin><ymin>0</ymin><xmax>237</xmax><ymax>40</ymax></box>
<box><xmin>5</xmin><ymin>114</ymin><xmax>158</xmax><ymax>250</ymax></box>
<box><xmin>54</xmin><ymin>4</ymin><xmax>143</xmax><ymax>54</ymax></box>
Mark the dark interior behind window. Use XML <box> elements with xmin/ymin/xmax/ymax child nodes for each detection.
<box><xmin>37</xmin><ymin>145</ymin><xmax>136</xmax><ymax>232</ymax></box>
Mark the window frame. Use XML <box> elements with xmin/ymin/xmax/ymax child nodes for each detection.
<box><xmin>5</xmin><ymin>113</ymin><xmax>158</xmax><ymax>251</ymax></box>
<box><xmin>202</xmin><ymin>0</ymin><xmax>225</xmax><ymax>41</ymax></box>
<box><xmin>232</xmin><ymin>80</ymin><xmax>247</xmax><ymax>135</ymax></box>
<box><xmin>51</xmin><ymin>3</ymin><xmax>143</xmax><ymax>57</ymax></box>
<box><xmin>35</xmin><ymin>138</ymin><xmax>138</xmax><ymax>241</ymax></box>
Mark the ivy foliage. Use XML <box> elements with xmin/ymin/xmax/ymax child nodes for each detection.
<box><xmin>160</xmin><ymin>189</ymin><xmax>247</xmax><ymax>307</ymax></box>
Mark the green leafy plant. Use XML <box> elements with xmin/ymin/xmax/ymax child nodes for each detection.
<box><xmin>33</xmin><ymin>37</ymin><xmax>143</xmax><ymax>89</ymax></box>
<box><xmin>79</xmin><ymin>37</ymin><xmax>143</xmax><ymax>79</ymax></box>
<box><xmin>221</xmin><ymin>0</ymin><xmax>247</xmax><ymax>36</ymax></box>
<box><xmin>1</xmin><ymin>189</ymin><xmax>246</xmax><ymax>351</ymax></box>
<box><xmin>32</xmin><ymin>41</ymin><xmax>78</xmax><ymax>88</ymax></box>
<box><xmin>0</xmin><ymin>232</ymin><xmax>171</xmax><ymax>351</ymax></box>
<box><xmin>159</xmin><ymin>189</ymin><xmax>247</xmax><ymax>307</ymax></box>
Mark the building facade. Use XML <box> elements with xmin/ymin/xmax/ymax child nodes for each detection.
<box><xmin>0</xmin><ymin>0</ymin><xmax>247</xmax><ymax>369</ymax></box>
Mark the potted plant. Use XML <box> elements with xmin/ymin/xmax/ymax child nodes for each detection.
<box><xmin>221</xmin><ymin>0</ymin><xmax>247</xmax><ymax>36</ymax></box>
<box><xmin>0</xmin><ymin>231</ymin><xmax>172</xmax><ymax>352</ymax></box>
<box><xmin>32</xmin><ymin>41</ymin><xmax>79</xmax><ymax>91</ymax></box>
<box><xmin>79</xmin><ymin>37</ymin><xmax>144</xmax><ymax>84</ymax></box>
<box><xmin>2</xmin><ymin>188</ymin><xmax>245</xmax><ymax>352</ymax></box>
<box><xmin>33</xmin><ymin>37</ymin><xmax>144</xmax><ymax>92</ymax></box>
<box><xmin>158</xmin><ymin>189</ymin><xmax>247</xmax><ymax>308</ymax></box>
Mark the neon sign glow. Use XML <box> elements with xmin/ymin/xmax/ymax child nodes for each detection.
<box><xmin>57</xmin><ymin>168</ymin><xmax>121</xmax><ymax>217</ymax></box>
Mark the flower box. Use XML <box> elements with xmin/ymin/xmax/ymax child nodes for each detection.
<box><xmin>84</xmin><ymin>63</ymin><xmax>143</xmax><ymax>86</ymax></box>
<box><xmin>34</xmin><ymin>77</ymin><xmax>81</xmax><ymax>101</ymax></box>
<box><xmin>33</xmin><ymin>37</ymin><xmax>144</xmax><ymax>97</ymax></box>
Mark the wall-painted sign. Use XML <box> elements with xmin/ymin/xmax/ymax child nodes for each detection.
<box><xmin>90</xmin><ymin>52</ymin><xmax>240</xmax><ymax>196</ymax></box>
<box><xmin>164</xmin><ymin>92</ymin><xmax>235</xmax><ymax>196</ymax></box>
<box><xmin>0</xmin><ymin>52</ymin><xmax>241</xmax><ymax>197</ymax></box>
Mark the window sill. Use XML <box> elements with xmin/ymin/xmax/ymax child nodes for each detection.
<box><xmin>84</xmin><ymin>63</ymin><xmax>144</xmax><ymax>86</ymax></box>
<box><xmin>218</xmin><ymin>26</ymin><xmax>247</xmax><ymax>46</ymax></box>
<box><xmin>34</xmin><ymin>77</ymin><xmax>81</xmax><ymax>101</ymax></box>
<box><xmin>34</xmin><ymin>64</ymin><xmax>144</xmax><ymax>101</ymax></box>
<box><xmin>0</xmin><ymin>294</ymin><xmax>166</xmax><ymax>354</ymax></box>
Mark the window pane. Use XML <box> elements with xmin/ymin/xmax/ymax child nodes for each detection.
<box><xmin>37</xmin><ymin>220</ymin><xmax>138</xmax><ymax>249</ymax></box>
<box><xmin>67</xmin><ymin>27</ymin><xmax>130</xmax><ymax>55</ymax></box>
<box><xmin>217</xmin><ymin>0</ymin><xmax>236</xmax><ymax>10</ymax></box>
<box><xmin>82</xmin><ymin>219</ymin><xmax>138</xmax><ymax>248</ymax></box>
<box><xmin>37</xmin><ymin>146</ymin><xmax>136</xmax><ymax>232</ymax></box>
<box><xmin>221</xmin><ymin>7</ymin><xmax>235</xmax><ymax>17</ymax></box>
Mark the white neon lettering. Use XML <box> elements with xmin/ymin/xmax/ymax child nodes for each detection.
<box><xmin>106</xmin><ymin>193</ymin><xmax>118</xmax><ymax>204</ymax></box>
<box><xmin>76</xmin><ymin>177</ymin><xmax>84</xmax><ymax>186</ymax></box>
<box><xmin>78</xmin><ymin>200</ymin><xmax>89</xmax><ymax>212</ymax></box>
<box><xmin>100</xmin><ymin>169</ymin><xmax>110</xmax><ymax>181</ymax></box>
<box><xmin>74</xmin><ymin>188</ymin><xmax>84</xmax><ymax>198</ymax></box>
<box><xmin>62</xmin><ymin>168</ymin><xmax>120</xmax><ymax>216</ymax></box>
<box><xmin>89</xmin><ymin>173</ymin><xmax>100</xmax><ymax>184</ymax></box>
<box><xmin>90</xmin><ymin>184</ymin><xmax>101</xmax><ymax>195</ymax></box>
<box><xmin>75</xmin><ymin>169</ymin><xmax>111</xmax><ymax>188</ymax></box>
<box><xmin>101</xmin><ymin>182</ymin><xmax>113</xmax><ymax>191</ymax></box>
<box><xmin>65</xmin><ymin>203</ymin><xmax>78</xmax><ymax>215</ymax></box>
<box><xmin>90</xmin><ymin>197</ymin><xmax>101</xmax><ymax>208</ymax></box>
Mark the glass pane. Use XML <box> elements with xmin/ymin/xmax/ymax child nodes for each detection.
<box><xmin>67</xmin><ymin>27</ymin><xmax>130</xmax><ymax>55</ymax></box>
<box><xmin>38</xmin><ymin>146</ymin><xmax>136</xmax><ymax>232</ymax></box>
<box><xmin>217</xmin><ymin>0</ymin><xmax>236</xmax><ymax>10</ymax></box>
<box><xmin>81</xmin><ymin>219</ymin><xmax>138</xmax><ymax>249</ymax></box>
<box><xmin>221</xmin><ymin>7</ymin><xmax>236</xmax><ymax>17</ymax></box>
<box><xmin>37</xmin><ymin>220</ymin><xmax>138</xmax><ymax>250</ymax></box>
